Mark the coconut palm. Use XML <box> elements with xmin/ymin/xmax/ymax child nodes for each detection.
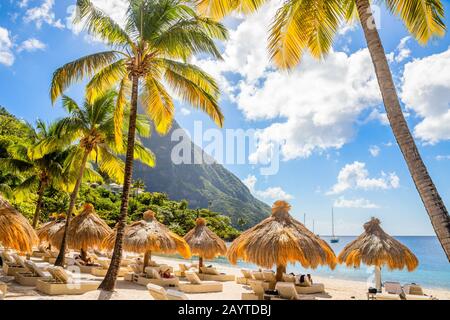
<box><xmin>52</xmin><ymin>90</ymin><xmax>155</xmax><ymax>266</ymax></box>
<box><xmin>0</xmin><ymin>121</ymin><xmax>69</xmax><ymax>229</ymax></box>
<box><xmin>198</xmin><ymin>0</ymin><xmax>450</xmax><ymax>260</ymax></box>
<box><xmin>132</xmin><ymin>178</ymin><xmax>146</xmax><ymax>197</ymax></box>
<box><xmin>50</xmin><ymin>0</ymin><xmax>227</xmax><ymax>290</ymax></box>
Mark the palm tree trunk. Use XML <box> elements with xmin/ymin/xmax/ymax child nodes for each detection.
<box><xmin>54</xmin><ymin>149</ymin><xmax>90</xmax><ymax>266</ymax></box>
<box><xmin>99</xmin><ymin>74</ymin><xmax>140</xmax><ymax>291</ymax></box>
<box><xmin>32</xmin><ymin>180</ymin><xmax>46</xmax><ymax>229</ymax></box>
<box><xmin>355</xmin><ymin>0</ymin><xmax>450</xmax><ymax>261</ymax></box>
<box><xmin>276</xmin><ymin>265</ymin><xmax>286</xmax><ymax>282</ymax></box>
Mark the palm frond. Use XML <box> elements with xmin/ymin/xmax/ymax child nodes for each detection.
<box><xmin>86</xmin><ymin>59</ymin><xmax>128</xmax><ymax>103</ymax></box>
<box><xmin>384</xmin><ymin>0</ymin><xmax>445</xmax><ymax>44</ymax></box>
<box><xmin>75</xmin><ymin>0</ymin><xmax>134</xmax><ymax>48</ymax></box>
<box><xmin>141</xmin><ymin>76</ymin><xmax>175</xmax><ymax>135</ymax></box>
<box><xmin>164</xmin><ymin>66</ymin><xmax>224</xmax><ymax>128</ymax></box>
<box><xmin>50</xmin><ymin>51</ymin><xmax>120</xmax><ymax>103</ymax></box>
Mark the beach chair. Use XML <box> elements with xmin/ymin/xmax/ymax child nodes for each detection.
<box><xmin>274</xmin><ymin>282</ymin><xmax>315</xmax><ymax>300</ymax></box>
<box><xmin>198</xmin><ymin>266</ymin><xmax>235</xmax><ymax>282</ymax></box>
<box><xmin>90</xmin><ymin>258</ymin><xmax>129</xmax><ymax>277</ymax></box>
<box><xmin>73</xmin><ymin>258</ymin><xmax>102</xmax><ymax>274</ymax></box>
<box><xmin>15</xmin><ymin>260</ymin><xmax>52</xmax><ymax>286</ymax></box>
<box><xmin>35</xmin><ymin>266</ymin><xmax>100</xmax><ymax>295</ymax></box>
<box><xmin>282</xmin><ymin>274</ymin><xmax>296</xmax><ymax>283</ymax></box>
<box><xmin>403</xmin><ymin>284</ymin><xmax>435</xmax><ymax>300</ymax></box>
<box><xmin>262</xmin><ymin>270</ymin><xmax>277</xmax><ymax>283</ymax></box>
<box><xmin>247</xmin><ymin>280</ymin><xmax>265</xmax><ymax>300</ymax></box>
<box><xmin>373</xmin><ymin>282</ymin><xmax>402</xmax><ymax>300</ymax></box>
<box><xmin>237</xmin><ymin>269</ymin><xmax>254</xmax><ymax>285</ymax></box>
<box><xmin>251</xmin><ymin>271</ymin><xmax>275</xmax><ymax>290</ymax></box>
<box><xmin>136</xmin><ymin>267</ymin><xmax>179</xmax><ymax>287</ymax></box>
<box><xmin>2</xmin><ymin>252</ymin><xmax>27</xmax><ymax>276</ymax></box>
<box><xmin>0</xmin><ymin>281</ymin><xmax>7</xmax><ymax>300</ymax></box>
<box><xmin>179</xmin><ymin>271</ymin><xmax>223</xmax><ymax>293</ymax></box>
<box><xmin>295</xmin><ymin>283</ymin><xmax>325</xmax><ymax>294</ymax></box>
<box><xmin>147</xmin><ymin>283</ymin><xmax>189</xmax><ymax>300</ymax></box>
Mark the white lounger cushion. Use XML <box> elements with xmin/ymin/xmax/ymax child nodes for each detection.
<box><xmin>185</xmin><ymin>271</ymin><xmax>202</xmax><ymax>284</ymax></box>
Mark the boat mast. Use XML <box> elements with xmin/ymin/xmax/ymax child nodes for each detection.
<box><xmin>332</xmin><ymin>207</ymin><xmax>335</xmax><ymax>238</ymax></box>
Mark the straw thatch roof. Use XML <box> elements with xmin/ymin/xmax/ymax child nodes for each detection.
<box><xmin>0</xmin><ymin>195</ymin><xmax>38</xmax><ymax>252</ymax></box>
<box><xmin>37</xmin><ymin>217</ymin><xmax>66</xmax><ymax>244</ymax></box>
<box><xmin>184</xmin><ymin>218</ymin><xmax>227</xmax><ymax>259</ymax></box>
<box><xmin>51</xmin><ymin>204</ymin><xmax>111</xmax><ymax>250</ymax></box>
<box><xmin>338</xmin><ymin>218</ymin><xmax>418</xmax><ymax>271</ymax></box>
<box><xmin>227</xmin><ymin>200</ymin><xmax>336</xmax><ymax>270</ymax></box>
<box><xmin>102</xmin><ymin>210</ymin><xmax>191</xmax><ymax>258</ymax></box>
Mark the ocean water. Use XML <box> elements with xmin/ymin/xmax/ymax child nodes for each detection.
<box><xmin>164</xmin><ymin>236</ymin><xmax>450</xmax><ymax>290</ymax></box>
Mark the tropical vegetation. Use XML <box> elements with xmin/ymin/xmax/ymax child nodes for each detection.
<box><xmin>49</xmin><ymin>0</ymin><xmax>228</xmax><ymax>290</ymax></box>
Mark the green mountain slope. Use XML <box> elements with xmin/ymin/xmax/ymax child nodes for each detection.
<box><xmin>133</xmin><ymin>121</ymin><xmax>270</xmax><ymax>229</ymax></box>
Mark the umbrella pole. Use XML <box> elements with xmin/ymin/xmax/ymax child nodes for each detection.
<box><xmin>199</xmin><ymin>256</ymin><xmax>204</xmax><ymax>273</ymax></box>
<box><xmin>276</xmin><ymin>265</ymin><xmax>286</xmax><ymax>282</ymax></box>
<box><xmin>144</xmin><ymin>251</ymin><xmax>151</xmax><ymax>270</ymax></box>
<box><xmin>375</xmin><ymin>266</ymin><xmax>382</xmax><ymax>293</ymax></box>
<box><xmin>80</xmin><ymin>248</ymin><xmax>88</xmax><ymax>263</ymax></box>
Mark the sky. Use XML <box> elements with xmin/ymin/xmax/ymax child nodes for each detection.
<box><xmin>1</xmin><ymin>0</ymin><xmax>450</xmax><ymax>236</ymax></box>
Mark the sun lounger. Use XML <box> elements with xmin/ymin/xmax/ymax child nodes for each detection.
<box><xmin>135</xmin><ymin>268</ymin><xmax>179</xmax><ymax>287</ymax></box>
<box><xmin>1</xmin><ymin>252</ymin><xmax>27</xmax><ymax>276</ymax></box>
<box><xmin>237</xmin><ymin>269</ymin><xmax>254</xmax><ymax>285</ymax></box>
<box><xmin>73</xmin><ymin>259</ymin><xmax>102</xmax><ymax>274</ymax></box>
<box><xmin>179</xmin><ymin>271</ymin><xmax>223</xmax><ymax>293</ymax></box>
<box><xmin>36</xmin><ymin>267</ymin><xmax>100</xmax><ymax>295</ymax></box>
<box><xmin>251</xmin><ymin>271</ymin><xmax>275</xmax><ymax>290</ymax></box>
<box><xmin>295</xmin><ymin>283</ymin><xmax>325</xmax><ymax>294</ymax></box>
<box><xmin>15</xmin><ymin>260</ymin><xmax>52</xmax><ymax>286</ymax></box>
<box><xmin>282</xmin><ymin>274</ymin><xmax>296</xmax><ymax>283</ymax></box>
<box><xmin>372</xmin><ymin>281</ymin><xmax>403</xmax><ymax>300</ymax></box>
<box><xmin>247</xmin><ymin>280</ymin><xmax>265</xmax><ymax>300</ymax></box>
<box><xmin>274</xmin><ymin>282</ymin><xmax>315</xmax><ymax>300</ymax></box>
<box><xmin>403</xmin><ymin>284</ymin><xmax>435</xmax><ymax>300</ymax></box>
<box><xmin>198</xmin><ymin>266</ymin><xmax>235</xmax><ymax>282</ymax></box>
<box><xmin>0</xmin><ymin>282</ymin><xmax>7</xmax><ymax>300</ymax></box>
<box><xmin>90</xmin><ymin>258</ymin><xmax>129</xmax><ymax>277</ymax></box>
<box><xmin>262</xmin><ymin>270</ymin><xmax>277</xmax><ymax>283</ymax></box>
<box><xmin>147</xmin><ymin>283</ymin><xmax>189</xmax><ymax>300</ymax></box>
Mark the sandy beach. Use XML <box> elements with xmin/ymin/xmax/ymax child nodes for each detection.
<box><xmin>2</xmin><ymin>255</ymin><xmax>450</xmax><ymax>300</ymax></box>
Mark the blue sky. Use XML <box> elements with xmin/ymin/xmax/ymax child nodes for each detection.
<box><xmin>1</xmin><ymin>0</ymin><xmax>450</xmax><ymax>236</ymax></box>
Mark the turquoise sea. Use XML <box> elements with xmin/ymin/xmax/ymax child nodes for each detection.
<box><xmin>164</xmin><ymin>236</ymin><xmax>450</xmax><ymax>290</ymax></box>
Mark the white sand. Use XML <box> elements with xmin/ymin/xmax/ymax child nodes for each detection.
<box><xmin>3</xmin><ymin>255</ymin><xmax>450</xmax><ymax>300</ymax></box>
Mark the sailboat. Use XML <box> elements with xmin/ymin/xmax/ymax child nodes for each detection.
<box><xmin>331</xmin><ymin>207</ymin><xmax>339</xmax><ymax>243</ymax></box>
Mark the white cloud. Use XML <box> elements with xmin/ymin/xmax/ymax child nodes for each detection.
<box><xmin>67</xmin><ymin>0</ymin><xmax>129</xmax><ymax>36</ymax></box>
<box><xmin>328</xmin><ymin>161</ymin><xmax>400</xmax><ymax>195</ymax></box>
<box><xmin>436</xmin><ymin>155</ymin><xmax>450</xmax><ymax>161</ymax></box>
<box><xmin>243</xmin><ymin>174</ymin><xmax>294</xmax><ymax>201</ymax></box>
<box><xmin>180</xmin><ymin>108</ymin><xmax>191</xmax><ymax>116</ymax></box>
<box><xmin>334</xmin><ymin>197</ymin><xmax>379</xmax><ymax>209</ymax></box>
<box><xmin>194</xmin><ymin>3</ymin><xmax>382</xmax><ymax>162</ymax></box>
<box><xmin>0</xmin><ymin>26</ymin><xmax>14</xmax><ymax>66</ymax></box>
<box><xmin>395</xmin><ymin>37</ymin><xmax>412</xmax><ymax>63</ymax></box>
<box><xmin>18</xmin><ymin>0</ymin><xmax>30</xmax><ymax>8</ymax></box>
<box><xmin>369</xmin><ymin>145</ymin><xmax>380</xmax><ymax>157</ymax></box>
<box><xmin>402</xmin><ymin>47</ymin><xmax>450</xmax><ymax>144</ymax></box>
<box><xmin>24</xmin><ymin>0</ymin><xmax>64</xmax><ymax>29</ymax></box>
<box><xmin>17</xmin><ymin>38</ymin><xmax>46</xmax><ymax>52</ymax></box>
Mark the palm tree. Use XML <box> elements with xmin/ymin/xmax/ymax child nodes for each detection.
<box><xmin>52</xmin><ymin>91</ymin><xmax>155</xmax><ymax>266</ymax></box>
<box><xmin>0</xmin><ymin>121</ymin><xmax>69</xmax><ymax>228</ymax></box>
<box><xmin>197</xmin><ymin>0</ymin><xmax>450</xmax><ymax>260</ymax></box>
<box><xmin>132</xmin><ymin>178</ymin><xmax>146</xmax><ymax>197</ymax></box>
<box><xmin>50</xmin><ymin>0</ymin><xmax>227</xmax><ymax>290</ymax></box>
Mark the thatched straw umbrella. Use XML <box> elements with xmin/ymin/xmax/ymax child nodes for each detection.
<box><xmin>227</xmin><ymin>200</ymin><xmax>337</xmax><ymax>281</ymax></box>
<box><xmin>338</xmin><ymin>217</ymin><xmax>418</xmax><ymax>291</ymax></box>
<box><xmin>36</xmin><ymin>215</ymin><xmax>66</xmax><ymax>247</ymax></box>
<box><xmin>0</xmin><ymin>195</ymin><xmax>38</xmax><ymax>253</ymax></box>
<box><xmin>103</xmin><ymin>210</ymin><xmax>191</xmax><ymax>269</ymax></box>
<box><xmin>51</xmin><ymin>204</ymin><xmax>111</xmax><ymax>262</ymax></box>
<box><xmin>184</xmin><ymin>218</ymin><xmax>227</xmax><ymax>272</ymax></box>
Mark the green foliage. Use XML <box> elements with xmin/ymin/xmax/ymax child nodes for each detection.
<box><xmin>72</xmin><ymin>185</ymin><xmax>241</xmax><ymax>240</ymax></box>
